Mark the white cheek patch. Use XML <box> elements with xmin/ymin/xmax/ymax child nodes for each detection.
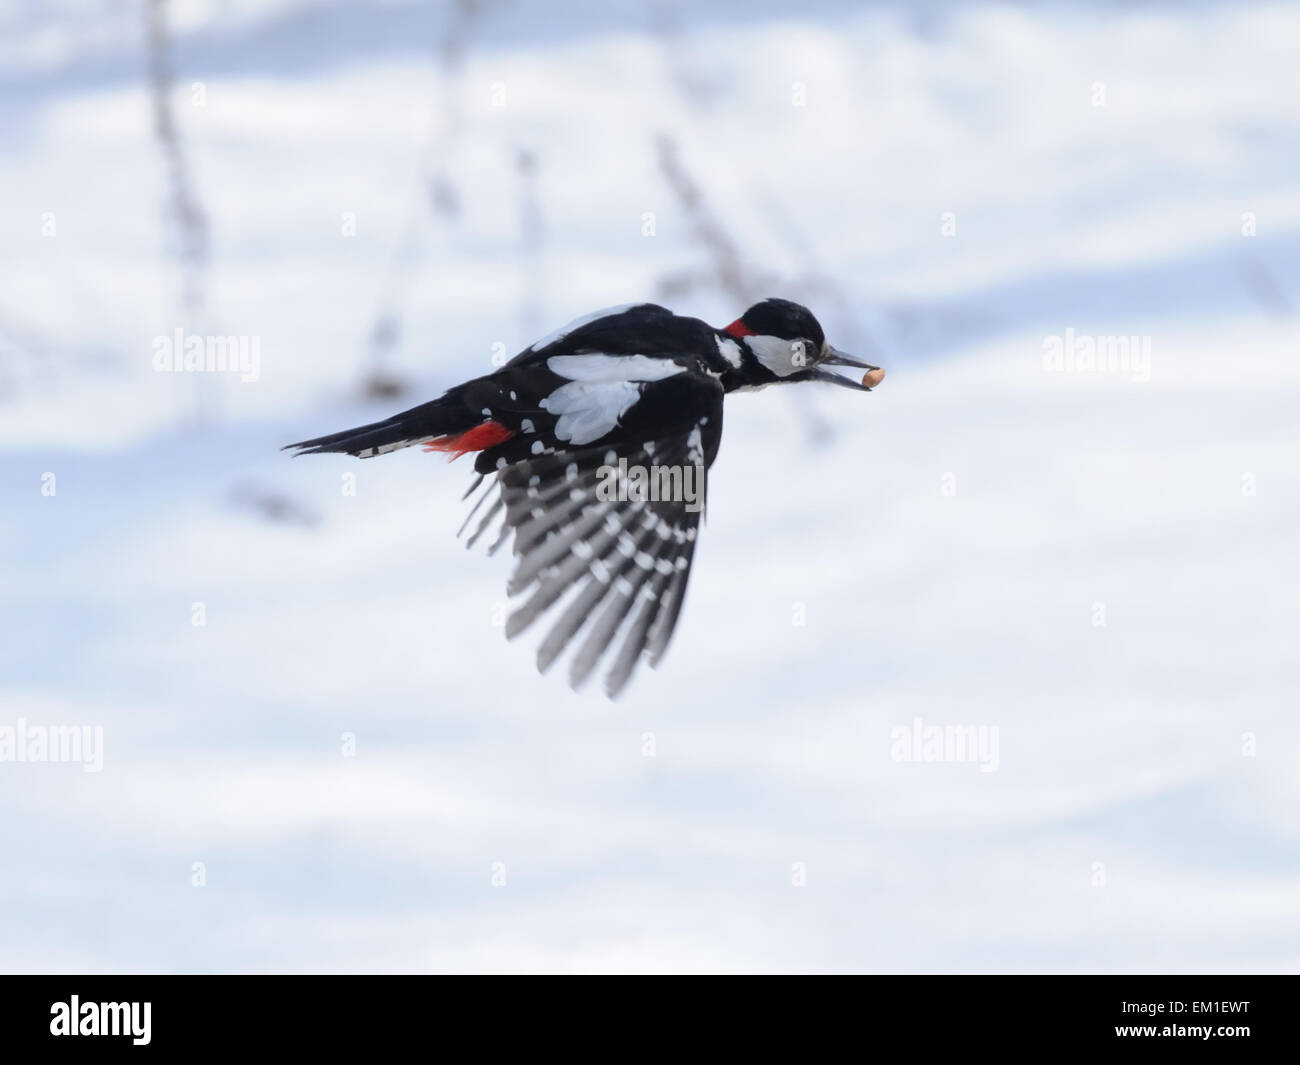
<box><xmin>745</xmin><ymin>334</ymin><xmax>809</xmax><ymax>377</ymax></box>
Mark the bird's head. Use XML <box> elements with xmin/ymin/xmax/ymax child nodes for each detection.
<box><xmin>721</xmin><ymin>298</ymin><xmax>882</xmax><ymax>391</ymax></box>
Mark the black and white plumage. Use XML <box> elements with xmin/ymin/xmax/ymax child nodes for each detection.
<box><xmin>286</xmin><ymin>299</ymin><xmax>880</xmax><ymax>697</ymax></box>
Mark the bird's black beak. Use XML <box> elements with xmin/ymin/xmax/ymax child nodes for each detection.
<box><xmin>812</xmin><ymin>346</ymin><xmax>883</xmax><ymax>391</ymax></box>
<box><xmin>822</xmin><ymin>346</ymin><xmax>877</xmax><ymax>371</ymax></box>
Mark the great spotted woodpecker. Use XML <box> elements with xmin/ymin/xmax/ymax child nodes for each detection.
<box><xmin>286</xmin><ymin>298</ymin><xmax>881</xmax><ymax>696</ymax></box>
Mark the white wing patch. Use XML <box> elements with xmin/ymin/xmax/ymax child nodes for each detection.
<box><xmin>715</xmin><ymin>335</ymin><xmax>743</xmax><ymax>368</ymax></box>
<box><xmin>540</xmin><ymin>354</ymin><xmax>687</xmax><ymax>446</ymax></box>
<box><xmin>540</xmin><ymin>381</ymin><xmax>640</xmax><ymax>445</ymax></box>
<box><xmin>686</xmin><ymin>424</ymin><xmax>705</xmax><ymax>465</ymax></box>
<box><xmin>545</xmin><ymin>354</ymin><xmax>685</xmax><ymax>383</ymax></box>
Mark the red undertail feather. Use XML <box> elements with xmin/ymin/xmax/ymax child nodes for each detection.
<box><xmin>423</xmin><ymin>421</ymin><xmax>516</xmax><ymax>459</ymax></box>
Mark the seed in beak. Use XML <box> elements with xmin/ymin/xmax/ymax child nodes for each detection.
<box><xmin>862</xmin><ymin>367</ymin><xmax>885</xmax><ymax>389</ymax></box>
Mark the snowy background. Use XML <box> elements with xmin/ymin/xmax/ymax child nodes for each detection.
<box><xmin>2</xmin><ymin>0</ymin><xmax>1298</xmax><ymax>973</ymax></box>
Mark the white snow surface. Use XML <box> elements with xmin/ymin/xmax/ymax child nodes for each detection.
<box><xmin>1</xmin><ymin>0</ymin><xmax>1298</xmax><ymax>973</ymax></box>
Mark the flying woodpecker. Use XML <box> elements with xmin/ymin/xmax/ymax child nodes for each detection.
<box><xmin>286</xmin><ymin>298</ymin><xmax>883</xmax><ymax>697</ymax></box>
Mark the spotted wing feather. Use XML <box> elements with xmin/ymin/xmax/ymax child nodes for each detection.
<box><xmin>475</xmin><ymin>372</ymin><xmax>724</xmax><ymax>697</ymax></box>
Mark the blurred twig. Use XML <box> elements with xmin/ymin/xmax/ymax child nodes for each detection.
<box><xmin>515</xmin><ymin>146</ymin><xmax>545</xmax><ymax>342</ymax></box>
<box><xmin>646</xmin><ymin>0</ymin><xmax>724</xmax><ymax>109</ymax></box>
<box><xmin>645</xmin><ymin>6</ymin><xmax>886</xmax><ymax>445</ymax></box>
<box><xmin>0</xmin><ymin>309</ymin><xmax>59</xmax><ymax>400</ymax></box>
<box><xmin>654</xmin><ymin>134</ymin><xmax>833</xmax><ymax>444</ymax></box>
<box><xmin>147</xmin><ymin>0</ymin><xmax>208</xmax><ymax>320</ymax></box>
<box><xmin>361</xmin><ymin>0</ymin><xmax>491</xmax><ymax>400</ymax></box>
<box><xmin>1240</xmin><ymin>255</ymin><xmax>1294</xmax><ymax>316</ymax></box>
<box><xmin>230</xmin><ymin>482</ymin><xmax>321</xmax><ymax>529</ymax></box>
<box><xmin>146</xmin><ymin>0</ymin><xmax>213</xmax><ymax>421</ymax></box>
<box><xmin>653</xmin><ymin>134</ymin><xmax>776</xmax><ymax>305</ymax></box>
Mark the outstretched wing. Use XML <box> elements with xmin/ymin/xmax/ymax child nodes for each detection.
<box><xmin>464</xmin><ymin>370</ymin><xmax>724</xmax><ymax>698</ymax></box>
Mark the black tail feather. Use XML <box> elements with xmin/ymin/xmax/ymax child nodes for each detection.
<box><xmin>284</xmin><ymin>396</ymin><xmax>469</xmax><ymax>459</ymax></box>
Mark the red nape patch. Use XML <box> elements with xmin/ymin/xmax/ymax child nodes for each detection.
<box><xmin>723</xmin><ymin>318</ymin><xmax>755</xmax><ymax>339</ymax></box>
<box><xmin>423</xmin><ymin>421</ymin><xmax>515</xmax><ymax>460</ymax></box>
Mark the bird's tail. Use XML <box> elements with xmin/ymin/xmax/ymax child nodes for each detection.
<box><xmin>284</xmin><ymin>394</ymin><xmax>475</xmax><ymax>459</ymax></box>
